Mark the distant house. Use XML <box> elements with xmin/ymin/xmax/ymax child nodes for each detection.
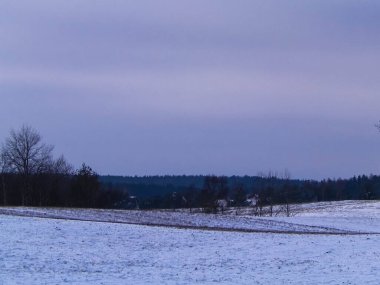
<box><xmin>246</xmin><ymin>194</ymin><xmax>259</xmax><ymax>207</ymax></box>
<box><xmin>126</xmin><ymin>196</ymin><xmax>140</xmax><ymax>210</ymax></box>
<box><xmin>216</xmin><ymin>199</ymin><xmax>228</xmax><ymax>213</ymax></box>
<box><xmin>114</xmin><ymin>196</ymin><xmax>139</xmax><ymax>210</ymax></box>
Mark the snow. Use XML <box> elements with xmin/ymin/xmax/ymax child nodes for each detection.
<box><xmin>283</xmin><ymin>200</ymin><xmax>380</xmax><ymax>218</ymax></box>
<box><xmin>0</xmin><ymin>201</ymin><xmax>379</xmax><ymax>284</ymax></box>
<box><xmin>273</xmin><ymin>200</ymin><xmax>380</xmax><ymax>233</ymax></box>
<box><xmin>2</xmin><ymin>201</ymin><xmax>379</xmax><ymax>234</ymax></box>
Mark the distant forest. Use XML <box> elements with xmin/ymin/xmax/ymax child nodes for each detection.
<box><xmin>100</xmin><ymin>174</ymin><xmax>380</xmax><ymax>210</ymax></box>
<box><xmin>1</xmin><ymin>125</ymin><xmax>379</xmax><ymax>211</ymax></box>
<box><xmin>2</xmin><ymin>171</ymin><xmax>380</xmax><ymax>211</ymax></box>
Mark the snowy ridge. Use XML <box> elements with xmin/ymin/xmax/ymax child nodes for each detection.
<box><xmin>1</xmin><ymin>200</ymin><xmax>379</xmax><ymax>235</ymax></box>
<box><xmin>1</xmin><ymin>213</ymin><xmax>379</xmax><ymax>284</ymax></box>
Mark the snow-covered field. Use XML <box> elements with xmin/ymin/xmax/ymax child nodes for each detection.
<box><xmin>275</xmin><ymin>200</ymin><xmax>380</xmax><ymax>233</ymax></box>
<box><xmin>0</xmin><ymin>201</ymin><xmax>379</xmax><ymax>284</ymax></box>
<box><xmin>1</xmin><ymin>200</ymin><xmax>379</xmax><ymax>234</ymax></box>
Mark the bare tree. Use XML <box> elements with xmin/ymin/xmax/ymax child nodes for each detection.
<box><xmin>282</xmin><ymin>169</ymin><xmax>292</xmax><ymax>217</ymax></box>
<box><xmin>0</xmin><ymin>152</ymin><xmax>8</xmax><ymax>205</ymax></box>
<box><xmin>256</xmin><ymin>170</ymin><xmax>278</xmax><ymax>217</ymax></box>
<box><xmin>52</xmin><ymin>155</ymin><xmax>73</xmax><ymax>175</ymax></box>
<box><xmin>1</xmin><ymin>125</ymin><xmax>54</xmax><ymax>205</ymax></box>
<box><xmin>200</xmin><ymin>176</ymin><xmax>229</xmax><ymax>213</ymax></box>
<box><xmin>257</xmin><ymin>169</ymin><xmax>294</xmax><ymax>217</ymax></box>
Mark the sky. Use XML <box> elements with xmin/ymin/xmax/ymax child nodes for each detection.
<box><xmin>1</xmin><ymin>0</ymin><xmax>380</xmax><ymax>179</ymax></box>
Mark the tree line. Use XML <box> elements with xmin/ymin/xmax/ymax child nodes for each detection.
<box><xmin>1</xmin><ymin>125</ymin><xmax>379</xmax><ymax>211</ymax></box>
<box><xmin>135</xmin><ymin>173</ymin><xmax>380</xmax><ymax>213</ymax></box>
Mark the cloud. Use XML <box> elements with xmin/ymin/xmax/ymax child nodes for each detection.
<box><xmin>1</xmin><ymin>0</ymin><xmax>380</xmax><ymax>178</ymax></box>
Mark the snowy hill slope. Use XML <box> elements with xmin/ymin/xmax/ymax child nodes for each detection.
<box><xmin>274</xmin><ymin>200</ymin><xmax>380</xmax><ymax>233</ymax></box>
<box><xmin>1</xmin><ymin>200</ymin><xmax>379</xmax><ymax>234</ymax></box>
<box><xmin>0</xmin><ymin>213</ymin><xmax>379</xmax><ymax>284</ymax></box>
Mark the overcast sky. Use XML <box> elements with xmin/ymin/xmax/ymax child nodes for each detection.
<box><xmin>1</xmin><ymin>0</ymin><xmax>380</xmax><ymax>179</ymax></box>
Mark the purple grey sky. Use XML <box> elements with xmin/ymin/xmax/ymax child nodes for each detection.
<box><xmin>1</xmin><ymin>0</ymin><xmax>380</xmax><ymax>179</ymax></box>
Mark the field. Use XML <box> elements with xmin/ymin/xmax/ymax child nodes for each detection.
<box><xmin>0</xmin><ymin>201</ymin><xmax>379</xmax><ymax>284</ymax></box>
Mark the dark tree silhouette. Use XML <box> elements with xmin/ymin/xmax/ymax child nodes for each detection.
<box><xmin>1</xmin><ymin>125</ymin><xmax>53</xmax><ymax>205</ymax></box>
<box><xmin>70</xmin><ymin>163</ymin><xmax>100</xmax><ymax>208</ymax></box>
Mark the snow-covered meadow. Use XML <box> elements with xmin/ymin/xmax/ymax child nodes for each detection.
<box><xmin>0</xmin><ymin>201</ymin><xmax>379</xmax><ymax>284</ymax></box>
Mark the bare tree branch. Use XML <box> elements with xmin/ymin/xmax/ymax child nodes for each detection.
<box><xmin>1</xmin><ymin>125</ymin><xmax>54</xmax><ymax>176</ymax></box>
